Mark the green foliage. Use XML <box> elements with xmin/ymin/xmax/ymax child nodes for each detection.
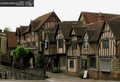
<box><xmin>36</xmin><ymin>54</ymin><xmax>44</xmax><ymax>68</ymax></box>
<box><xmin>79</xmin><ymin>72</ymin><xmax>84</xmax><ymax>78</ymax></box>
<box><xmin>3</xmin><ymin>27</ymin><xmax>11</xmax><ymax>33</ymax></box>
<box><xmin>13</xmin><ymin>46</ymin><xmax>29</xmax><ymax>61</ymax></box>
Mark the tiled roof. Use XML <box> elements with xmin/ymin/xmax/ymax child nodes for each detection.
<box><xmin>34</xmin><ymin>11</ymin><xmax>60</xmax><ymax>31</ymax></box>
<box><xmin>73</xmin><ymin>26</ymin><xmax>86</xmax><ymax>36</ymax></box>
<box><xmin>59</xmin><ymin>21</ymin><xmax>80</xmax><ymax>40</ymax></box>
<box><xmin>85</xmin><ymin>22</ymin><xmax>104</xmax><ymax>42</ymax></box>
<box><xmin>106</xmin><ymin>19</ymin><xmax>120</xmax><ymax>40</ymax></box>
<box><xmin>7</xmin><ymin>32</ymin><xmax>17</xmax><ymax>48</ymax></box>
<box><xmin>19</xmin><ymin>26</ymin><xmax>28</xmax><ymax>35</ymax></box>
<box><xmin>78</xmin><ymin>11</ymin><xmax>120</xmax><ymax>24</ymax></box>
<box><xmin>30</xmin><ymin>20</ymin><xmax>41</xmax><ymax>31</ymax></box>
<box><xmin>17</xmin><ymin>11</ymin><xmax>60</xmax><ymax>34</ymax></box>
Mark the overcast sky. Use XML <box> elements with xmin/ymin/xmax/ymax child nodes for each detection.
<box><xmin>0</xmin><ymin>0</ymin><xmax>120</xmax><ymax>31</ymax></box>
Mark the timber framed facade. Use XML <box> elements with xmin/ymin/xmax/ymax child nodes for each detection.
<box><xmin>16</xmin><ymin>11</ymin><xmax>120</xmax><ymax>80</ymax></box>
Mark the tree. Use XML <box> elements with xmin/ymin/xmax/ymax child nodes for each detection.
<box><xmin>3</xmin><ymin>27</ymin><xmax>11</xmax><ymax>33</ymax></box>
<box><xmin>12</xmin><ymin>46</ymin><xmax>29</xmax><ymax>68</ymax></box>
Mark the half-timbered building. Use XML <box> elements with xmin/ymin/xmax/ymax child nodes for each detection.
<box><xmin>54</xmin><ymin>21</ymin><xmax>74</xmax><ymax>72</ymax></box>
<box><xmin>98</xmin><ymin>19</ymin><xmax>120</xmax><ymax>79</ymax></box>
<box><xmin>16</xmin><ymin>11</ymin><xmax>61</xmax><ymax>68</ymax></box>
<box><xmin>81</xmin><ymin>22</ymin><xmax>103</xmax><ymax>79</ymax></box>
<box><xmin>67</xmin><ymin>26</ymin><xmax>85</xmax><ymax>75</ymax></box>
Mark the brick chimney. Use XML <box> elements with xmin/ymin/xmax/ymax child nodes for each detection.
<box><xmin>97</xmin><ymin>12</ymin><xmax>104</xmax><ymax>22</ymax></box>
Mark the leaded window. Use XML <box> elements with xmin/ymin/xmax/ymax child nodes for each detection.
<box><xmin>89</xmin><ymin>56</ymin><xmax>96</xmax><ymax>68</ymax></box>
<box><xmin>58</xmin><ymin>39</ymin><xmax>63</xmax><ymax>48</ymax></box>
<box><xmin>81</xmin><ymin>59</ymin><xmax>87</xmax><ymax>69</ymax></box>
<box><xmin>70</xmin><ymin>60</ymin><xmax>74</xmax><ymax>68</ymax></box>
<box><xmin>45</xmin><ymin>41</ymin><xmax>48</xmax><ymax>49</ymax></box>
<box><xmin>100</xmin><ymin>58</ymin><xmax>111</xmax><ymax>72</ymax></box>
<box><xmin>103</xmin><ymin>40</ymin><xmax>109</xmax><ymax>49</ymax></box>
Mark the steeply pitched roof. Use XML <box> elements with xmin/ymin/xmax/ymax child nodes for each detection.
<box><xmin>73</xmin><ymin>27</ymin><xmax>86</xmax><ymax>37</ymax></box>
<box><xmin>16</xmin><ymin>27</ymin><xmax>20</xmax><ymax>35</ymax></box>
<box><xmin>85</xmin><ymin>22</ymin><xmax>104</xmax><ymax>42</ymax></box>
<box><xmin>59</xmin><ymin>21</ymin><xmax>80</xmax><ymax>40</ymax></box>
<box><xmin>106</xmin><ymin>19</ymin><xmax>120</xmax><ymax>40</ymax></box>
<box><xmin>30</xmin><ymin>20</ymin><xmax>41</xmax><ymax>31</ymax></box>
<box><xmin>34</xmin><ymin>11</ymin><xmax>61</xmax><ymax>31</ymax></box>
<box><xmin>7</xmin><ymin>32</ymin><xmax>17</xmax><ymax>48</ymax></box>
<box><xmin>78</xmin><ymin>11</ymin><xmax>120</xmax><ymax>24</ymax></box>
<box><xmin>19</xmin><ymin>26</ymin><xmax>28</xmax><ymax>35</ymax></box>
<box><xmin>22</xmin><ymin>26</ymin><xmax>29</xmax><ymax>34</ymax></box>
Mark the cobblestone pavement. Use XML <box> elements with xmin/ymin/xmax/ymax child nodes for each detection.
<box><xmin>45</xmin><ymin>72</ymin><xmax>120</xmax><ymax>82</ymax></box>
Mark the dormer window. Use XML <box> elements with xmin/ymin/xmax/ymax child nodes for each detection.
<box><xmin>83</xmin><ymin>42</ymin><xmax>88</xmax><ymax>50</ymax></box>
<box><xmin>83</xmin><ymin>33</ymin><xmax>89</xmax><ymax>50</ymax></box>
<box><xmin>45</xmin><ymin>40</ymin><xmax>48</xmax><ymax>49</ymax></box>
<box><xmin>32</xmin><ymin>32</ymin><xmax>34</xmax><ymax>36</ymax></box>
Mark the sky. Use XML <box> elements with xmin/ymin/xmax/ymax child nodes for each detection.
<box><xmin>0</xmin><ymin>0</ymin><xmax>120</xmax><ymax>31</ymax></box>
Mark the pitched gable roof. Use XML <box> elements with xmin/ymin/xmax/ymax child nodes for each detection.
<box><xmin>78</xmin><ymin>11</ymin><xmax>120</xmax><ymax>24</ymax></box>
<box><xmin>16</xmin><ymin>27</ymin><xmax>20</xmax><ymax>35</ymax></box>
<box><xmin>58</xmin><ymin>21</ymin><xmax>79</xmax><ymax>40</ymax></box>
<box><xmin>85</xmin><ymin>22</ymin><xmax>104</xmax><ymax>42</ymax></box>
<box><xmin>34</xmin><ymin>11</ymin><xmax>61</xmax><ymax>31</ymax></box>
<box><xmin>20</xmin><ymin>26</ymin><xmax>28</xmax><ymax>35</ymax></box>
<box><xmin>30</xmin><ymin>20</ymin><xmax>41</xmax><ymax>31</ymax></box>
<box><xmin>7</xmin><ymin>32</ymin><xmax>17</xmax><ymax>48</ymax></box>
<box><xmin>73</xmin><ymin>27</ymin><xmax>86</xmax><ymax>37</ymax></box>
<box><xmin>106</xmin><ymin>19</ymin><xmax>120</xmax><ymax>40</ymax></box>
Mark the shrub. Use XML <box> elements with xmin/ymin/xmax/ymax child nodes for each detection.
<box><xmin>12</xmin><ymin>46</ymin><xmax>29</xmax><ymax>68</ymax></box>
<box><xmin>79</xmin><ymin>72</ymin><xmax>84</xmax><ymax>78</ymax></box>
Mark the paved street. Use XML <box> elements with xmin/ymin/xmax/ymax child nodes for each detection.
<box><xmin>0</xmin><ymin>72</ymin><xmax>120</xmax><ymax>82</ymax></box>
<box><xmin>46</xmin><ymin>72</ymin><xmax>120</xmax><ymax>82</ymax></box>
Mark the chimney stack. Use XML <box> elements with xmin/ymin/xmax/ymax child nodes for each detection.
<box><xmin>97</xmin><ymin>12</ymin><xmax>104</xmax><ymax>22</ymax></box>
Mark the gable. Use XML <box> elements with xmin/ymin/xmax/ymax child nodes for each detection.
<box><xmin>79</xmin><ymin>14</ymin><xmax>86</xmax><ymax>24</ymax></box>
<box><xmin>100</xmin><ymin>22</ymin><xmax>114</xmax><ymax>39</ymax></box>
<box><xmin>34</xmin><ymin>12</ymin><xmax>61</xmax><ymax>31</ymax></box>
<box><xmin>56</xmin><ymin>28</ymin><xmax>64</xmax><ymax>39</ymax></box>
<box><xmin>103</xmin><ymin>23</ymin><xmax>110</xmax><ymax>32</ymax></box>
<box><xmin>71</xmin><ymin>29</ymin><xmax>75</xmax><ymax>36</ymax></box>
<box><xmin>84</xmin><ymin>32</ymin><xmax>89</xmax><ymax>42</ymax></box>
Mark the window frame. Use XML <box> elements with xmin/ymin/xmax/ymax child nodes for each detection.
<box><xmin>100</xmin><ymin>58</ymin><xmax>111</xmax><ymax>72</ymax></box>
<box><xmin>45</xmin><ymin>41</ymin><xmax>49</xmax><ymax>49</ymax></box>
<box><xmin>81</xmin><ymin>59</ymin><xmax>87</xmax><ymax>70</ymax></box>
<box><xmin>102</xmin><ymin>39</ymin><xmax>109</xmax><ymax>49</ymax></box>
<box><xmin>58</xmin><ymin>39</ymin><xmax>63</xmax><ymax>48</ymax></box>
<box><xmin>69</xmin><ymin>60</ymin><xmax>74</xmax><ymax>68</ymax></box>
<box><xmin>89</xmin><ymin>56</ymin><xmax>96</xmax><ymax>68</ymax></box>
